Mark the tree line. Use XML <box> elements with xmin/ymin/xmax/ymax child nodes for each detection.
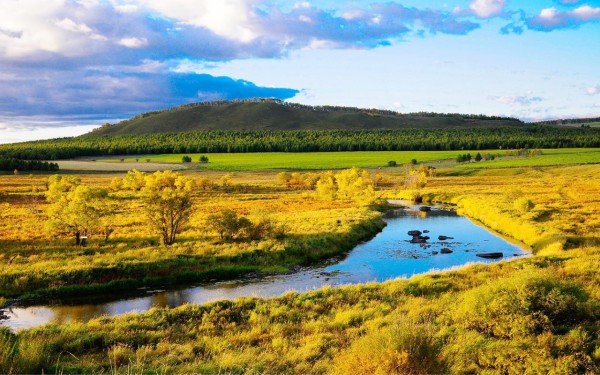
<box><xmin>0</xmin><ymin>157</ymin><xmax>59</xmax><ymax>172</ymax></box>
<box><xmin>1</xmin><ymin>126</ymin><xmax>599</xmax><ymax>160</ymax></box>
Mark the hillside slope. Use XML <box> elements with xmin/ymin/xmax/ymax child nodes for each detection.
<box><xmin>87</xmin><ymin>99</ymin><xmax>525</xmax><ymax>136</ymax></box>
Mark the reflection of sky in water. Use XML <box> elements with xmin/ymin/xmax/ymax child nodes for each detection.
<box><xmin>1</xmin><ymin>204</ymin><xmax>529</xmax><ymax>331</ymax></box>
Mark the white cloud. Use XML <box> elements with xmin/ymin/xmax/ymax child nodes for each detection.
<box><xmin>341</xmin><ymin>10</ymin><xmax>365</xmax><ymax>21</ymax></box>
<box><xmin>571</xmin><ymin>5</ymin><xmax>600</xmax><ymax>19</ymax></box>
<box><xmin>294</xmin><ymin>2</ymin><xmax>311</xmax><ymax>9</ymax></box>
<box><xmin>0</xmin><ymin>0</ymin><xmax>110</xmax><ymax>58</ymax></box>
<box><xmin>539</xmin><ymin>7</ymin><xmax>559</xmax><ymax>21</ymax></box>
<box><xmin>113</xmin><ymin>4</ymin><xmax>139</xmax><ymax>13</ymax></box>
<box><xmin>55</xmin><ymin>18</ymin><xmax>93</xmax><ymax>34</ymax></box>
<box><xmin>117</xmin><ymin>37</ymin><xmax>148</xmax><ymax>48</ymax></box>
<box><xmin>586</xmin><ymin>86</ymin><xmax>600</xmax><ymax>95</ymax></box>
<box><xmin>493</xmin><ymin>95</ymin><xmax>544</xmax><ymax>106</ymax></box>
<box><xmin>469</xmin><ymin>0</ymin><xmax>506</xmax><ymax>18</ymax></box>
<box><xmin>137</xmin><ymin>0</ymin><xmax>260</xmax><ymax>42</ymax></box>
<box><xmin>298</xmin><ymin>15</ymin><xmax>312</xmax><ymax>23</ymax></box>
<box><xmin>529</xmin><ymin>5</ymin><xmax>600</xmax><ymax>30</ymax></box>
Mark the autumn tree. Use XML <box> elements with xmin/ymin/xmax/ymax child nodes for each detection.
<box><xmin>206</xmin><ymin>209</ymin><xmax>283</xmax><ymax>242</ymax></box>
<box><xmin>404</xmin><ymin>165</ymin><xmax>435</xmax><ymax>189</ymax></box>
<box><xmin>45</xmin><ymin>175</ymin><xmax>108</xmax><ymax>245</ymax></box>
<box><xmin>141</xmin><ymin>170</ymin><xmax>194</xmax><ymax>245</ymax></box>
<box><xmin>316</xmin><ymin>168</ymin><xmax>376</xmax><ymax>203</ymax></box>
<box><xmin>316</xmin><ymin>172</ymin><xmax>337</xmax><ymax>200</ymax></box>
<box><xmin>121</xmin><ymin>169</ymin><xmax>147</xmax><ymax>191</ymax></box>
<box><xmin>335</xmin><ymin>168</ymin><xmax>374</xmax><ymax>201</ymax></box>
<box><xmin>206</xmin><ymin>209</ymin><xmax>250</xmax><ymax>241</ymax></box>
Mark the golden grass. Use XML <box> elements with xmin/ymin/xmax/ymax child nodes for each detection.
<box><xmin>1</xmin><ymin>164</ymin><xmax>599</xmax><ymax>374</ymax></box>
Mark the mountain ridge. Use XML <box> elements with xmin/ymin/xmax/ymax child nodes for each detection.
<box><xmin>86</xmin><ymin>99</ymin><xmax>526</xmax><ymax>136</ymax></box>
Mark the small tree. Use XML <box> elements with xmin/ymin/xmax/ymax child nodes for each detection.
<box><xmin>121</xmin><ymin>169</ymin><xmax>147</xmax><ymax>191</ymax></box>
<box><xmin>316</xmin><ymin>174</ymin><xmax>337</xmax><ymax>200</ymax></box>
<box><xmin>207</xmin><ymin>210</ymin><xmax>283</xmax><ymax>242</ymax></box>
<box><xmin>197</xmin><ymin>177</ymin><xmax>214</xmax><ymax>190</ymax></box>
<box><xmin>220</xmin><ymin>174</ymin><xmax>232</xmax><ymax>187</ymax></box>
<box><xmin>207</xmin><ymin>209</ymin><xmax>250</xmax><ymax>241</ymax></box>
<box><xmin>199</xmin><ymin>155</ymin><xmax>209</xmax><ymax>163</ymax></box>
<box><xmin>276</xmin><ymin>172</ymin><xmax>292</xmax><ymax>187</ymax></box>
<box><xmin>182</xmin><ymin>155</ymin><xmax>192</xmax><ymax>163</ymax></box>
<box><xmin>475</xmin><ymin>152</ymin><xmax>482</xmax><ymax>162</ymax></box>
<box><xmin>45</xmin><ymin>176</ymin><xmax>108</xmax><ymax>245</ymax></box>
<box><xmin>404</xmin><ymin>165</ymin><xmax>435</xmax><ymax>189</ymax></box>
<box><xmin>142</xmin><ymin>170</ymin><xmax>194</xmax><ymax>245</ymax></box>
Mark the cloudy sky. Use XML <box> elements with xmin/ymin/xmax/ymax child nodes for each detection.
<box><xmin>1</xmin><ymin>0</ymin><xmax>600</xmax><ymax>143</ymax></box>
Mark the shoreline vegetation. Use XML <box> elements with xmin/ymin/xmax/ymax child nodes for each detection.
<box><xmin>1</xmin><ymin>159</ymin><xmax>599</xmax><ymax>373</ymax></box>
<box><xmin>0</xmin><ymin>168</ymin><xmax>388</xmax><ymax>303</ymax></box>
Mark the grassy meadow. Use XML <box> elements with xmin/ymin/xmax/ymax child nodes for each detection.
<box><xmin>101</xmin><ymin>150</ymin><xmax>465</xmax><ymax>170</ymax></box>
<box><xmin>0</xmin><ymin>153</ymin><xmax>599</xmax><ymax>374</ymax></box>
<box><xmin>0</xmin><ymin>172</ymin><xmax>384</xmax><ymax>300</ymax></box>
<box><xmin>97</xmin><ymin>148</ymin><xmax>600</xmax><ymax>171</ymax></box>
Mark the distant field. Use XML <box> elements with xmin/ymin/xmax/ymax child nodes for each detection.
<box><xmin>95</xmin><ymin>149</ymin><xmax>600</xmax><ymax>171</ymax></box>
<box><xmin>456</xmin><ymin>148</ymin><xmax>600</xmax><ymax>169</ymax></box>
<box><xmin>56</xmin><ymin>160</ymin><xmax>185</xmax><ymax>171</ymax></box>
<box><xmin>101</xmin><ymin>151</ymin><xmax>468</xmax><ymax>171</ymax></box>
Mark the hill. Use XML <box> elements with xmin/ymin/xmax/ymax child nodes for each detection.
<box><xmin>87</xmin><ymin>99</ymin><xmax>525</xmax><ymax>136</ymax></box>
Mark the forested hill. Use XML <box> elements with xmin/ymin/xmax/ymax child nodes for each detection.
<box><xmin>87</xmin><ymin>99</ymin><xmax>524</xmax><ymax>136</ymax></box>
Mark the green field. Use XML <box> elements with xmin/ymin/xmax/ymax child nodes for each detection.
<box><xmin>457</xmin><ymin>148</ymin><xmax>600</xmax><ymax>169</ymax></box>
<box><xmin>103</xmin><ymin>151</ymin><xmax>464</xmax><ymax>170</ymax></box>
<box><xmin>100</xmin><ymin>148</ymin><xmax>600</xmax><ymax>171</ymax></box>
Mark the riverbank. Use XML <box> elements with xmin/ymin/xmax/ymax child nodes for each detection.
<box><xmin>2</xmin><ymin>203</ymin><xmax>528</xmax><ymax>331</ymax></box>
<box><xmin>0</xmin><ymin>171</ymin><xmax>392</xmax><ymax>302</ymax></box>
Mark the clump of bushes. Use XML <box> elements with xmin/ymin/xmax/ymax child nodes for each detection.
<box><xmin>206</xmin><ymin>209</ymin><xmax>286</xmax><ymax>242</ymax></box>
<box><xmin>514</xmin><ymin>196</ymin><xmax>535</xmax><ymax>213</ymax></box>
<box><xmin>404</xmin><ymin>165</ymin><xmax>435</xmax><ymax>189</ymax></box>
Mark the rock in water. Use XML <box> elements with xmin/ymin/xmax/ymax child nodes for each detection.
<box><xmin>476</xmin><ymin>252</ymin><xmax>503</xmax><ymax>259</ymax></box>
<box><xmin>440</xmin><ymin>248</ymin><xmax>453</xmax><ymax>254</ymax></box>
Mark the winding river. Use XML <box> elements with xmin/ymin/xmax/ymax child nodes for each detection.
<box><xmin>1</xmin><ymin>201</ymin><xmax>529</xmax><ymax>331</ymax></box>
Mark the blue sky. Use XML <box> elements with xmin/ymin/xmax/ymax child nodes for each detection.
<box><xmin>1</xmin><ymin>0</ymin><xmax>600</xmax><ymax>143</ymax></box>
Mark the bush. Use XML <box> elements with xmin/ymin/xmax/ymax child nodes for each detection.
<box><xmin>199</xmin><ymin>155</ymin><xmax>209</xmax><ymax>163</ymax></box>
<box><xmin>181</xmin><ymin>155</ymin><xmax>192</xmax><ymax>163</ymax></box>
<box><xmin>388</xmin><ymin>160</ymin><xmax>397</xmax><ymax>167</ymax></box>
<box><xmin>514</xmin><ymin>196</ymin><xmax>535</xmax><ymax>213</ymax></box>
<box><xmin>207</xmin><ymin>210</ymin><xmax>285</xmax><ymax>242</ymax></box>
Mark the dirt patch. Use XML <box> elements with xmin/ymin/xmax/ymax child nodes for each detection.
<box><xmin>56</xmin><ymin>160</ymin><xmax>186</xmax><ymax>172</ymax></box>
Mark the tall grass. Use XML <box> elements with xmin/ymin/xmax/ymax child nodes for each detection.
<box><xmin>1</xmin><ymin>163</ymin><xmax>599</xmax><ymax>373</ymax></box>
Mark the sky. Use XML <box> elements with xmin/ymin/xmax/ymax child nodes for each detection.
<box><xmin>1</xmin><ymin>0</ymin><xmax>600</xmax><ymax>143</ymax></box>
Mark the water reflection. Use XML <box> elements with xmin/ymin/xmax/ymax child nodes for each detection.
<box><xmin>1</xmin><ymin>202</ymin><xmax>529</xmax><ymax>331</ymax></box>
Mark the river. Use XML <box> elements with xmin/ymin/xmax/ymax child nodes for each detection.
<box><xmin>1</xmin><ymin>201</ymin><xmax>529</xmax><ymax>331</ymax></box>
